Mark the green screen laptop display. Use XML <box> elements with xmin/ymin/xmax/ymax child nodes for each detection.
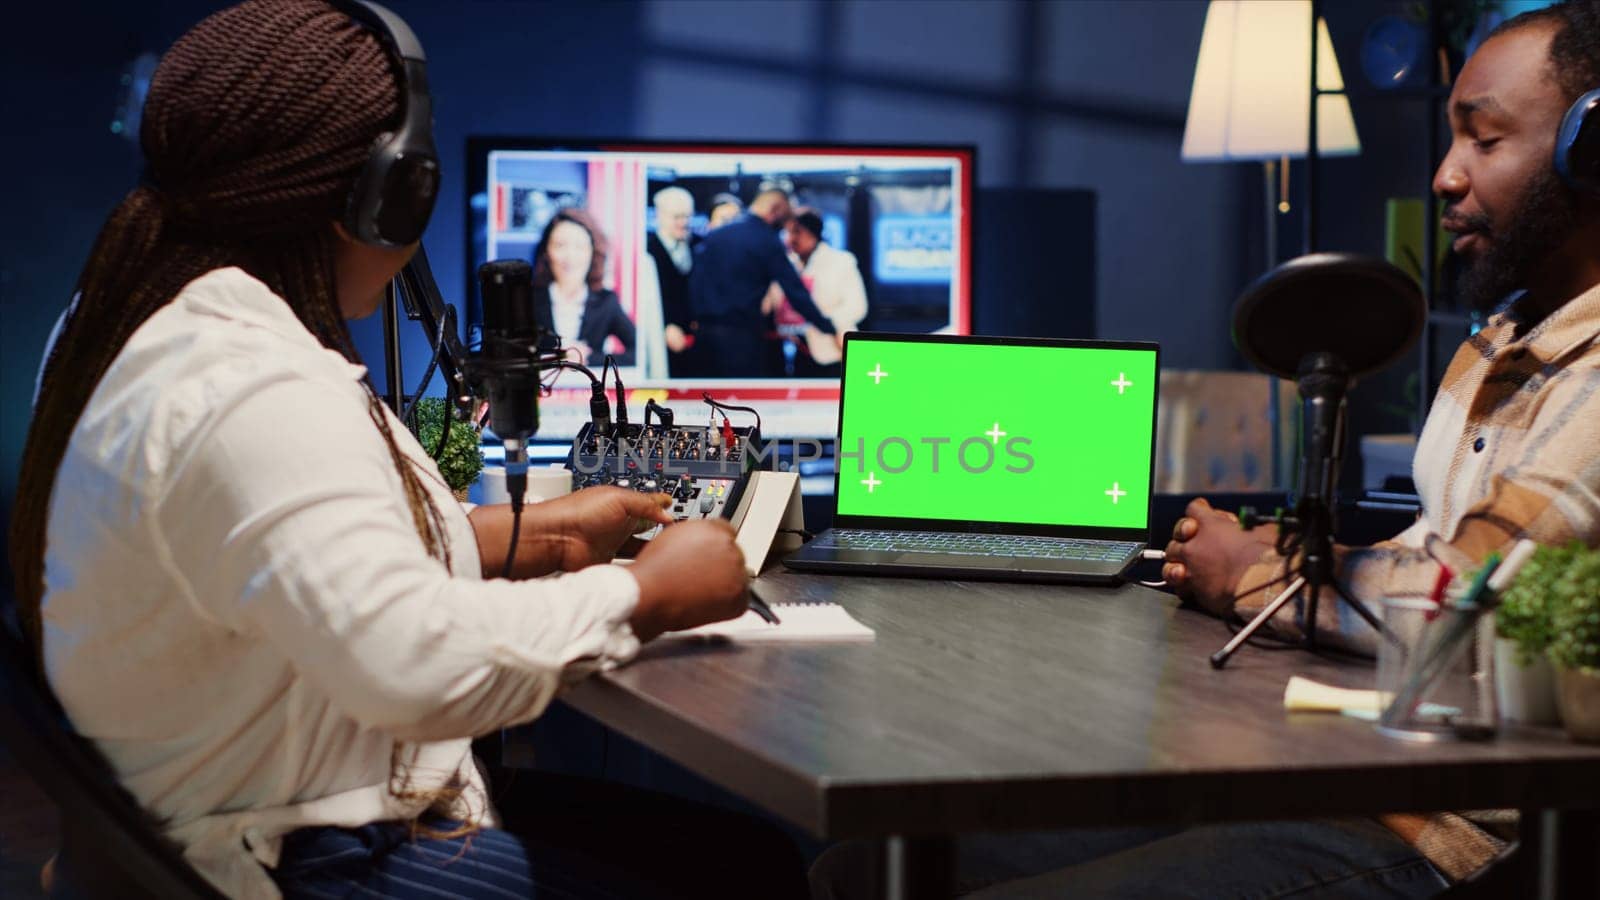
<box><xmin>835</xmin><ymin>336</ymin><xmax>1158</xmax><ymax>531</ymax></box>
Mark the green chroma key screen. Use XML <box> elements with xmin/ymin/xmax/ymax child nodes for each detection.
<box><xmin>835</xmin><ymin>337</ymin><xmax>1158</xmax><ymax>530</ymax></box>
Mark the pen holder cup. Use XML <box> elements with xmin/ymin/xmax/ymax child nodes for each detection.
<box><xmin>1375</xmin><ymin>598</ymin><xmax>1498</xmax><ymax>742</ymax></box>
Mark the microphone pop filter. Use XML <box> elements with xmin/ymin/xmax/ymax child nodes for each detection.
<box><xmin>1232</xmin><ymin>253</ymin><xmax>1425</xmax><ymax>381</ymax></box>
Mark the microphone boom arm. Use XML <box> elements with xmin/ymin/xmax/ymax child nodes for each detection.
<box><xmin>396</xmin><ymin>245</ymin><xmax>473</xmax><ymax>410</ymax></box>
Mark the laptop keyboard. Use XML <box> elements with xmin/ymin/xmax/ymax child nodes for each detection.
<box><xmin>815</xmin><ymin>529</ymin><xmax>1140</xmax><ymax>562</ymax></box>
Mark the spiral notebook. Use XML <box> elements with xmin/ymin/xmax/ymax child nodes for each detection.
<box><xmin>662</xmin><ymin>601</ymin><xmax>875</xmax><ymax>643</ymax></box>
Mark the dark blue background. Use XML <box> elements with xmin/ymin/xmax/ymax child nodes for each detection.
<box><xmin>1</xmin><ymin>0</ymin><xmax>1442</xmax><ymax>589</ymax></box>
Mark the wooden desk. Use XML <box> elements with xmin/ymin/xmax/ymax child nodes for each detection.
<box><xmin>562</xmin><ymin>573</ymin><xmax>1600</xmax><ymax>897</ymax></box>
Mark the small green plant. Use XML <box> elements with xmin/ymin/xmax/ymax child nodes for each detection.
<box><xmin>1496</xmin><ymin>542</ymin><xmax>1580</xmax><ymax>666</ymax></box>
<box><xmin>409</xmin><ymin>397</ymin><xmax>483</xmax><ymax>493</ymax></box>
<box><xmin>1548</xmin><ymin>545</ymin><xmax>1600</xmax><ymax>672</ymax></box>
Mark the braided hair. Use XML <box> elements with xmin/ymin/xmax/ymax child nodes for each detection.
<box><xmin>11</xmin><ymin>1</ymin><xmax>450</xmax><ymax>686</ymax></box>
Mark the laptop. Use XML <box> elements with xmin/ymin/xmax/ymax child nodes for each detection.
<box><xmin>784</xmin><ymin>332</ymin><xmax>1159</xmax><ymax>584</ymax></box>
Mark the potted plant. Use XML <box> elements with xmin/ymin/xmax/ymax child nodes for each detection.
<box><xmin>1547</xmin><ymin>544</ymin><xmax>1600</xmax><ymax>743</ymax></box>
<box><xmin>409</xmin><ymin>397</ymin><xmax>484</xmax><ymax>502</ymax></box>
<box><xmin>1493</xmin><ymin>543</ymin><xmax>1570</xmax><ymax>726</ymax></box>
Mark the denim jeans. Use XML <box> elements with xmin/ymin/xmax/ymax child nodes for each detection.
<box><xmin>810</xmin><ymin>818</ymin><xmax>1448</xmax><ymax>899</ymax></box>
<box><xmin>273</xmin><ymin>770</ymin><xmax>808</xmax><ymax>899</ymax></box>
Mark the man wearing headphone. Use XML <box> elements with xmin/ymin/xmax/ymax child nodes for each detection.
<box><xmin>1161</xmin><ymin>2</ymin><xmax>1599</xmax><ymax>893</ymax></box>
<box><xmin>819</xmin><ymin>3</ymin><xmax>1599</xmax><ymax>898</ymax></box>
<box><xmin>1167</xmin><ymin>4</ymin><xmax>1599</xmax><ymax>659</ymax></box>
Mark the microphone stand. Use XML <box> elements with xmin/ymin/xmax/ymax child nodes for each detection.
<box><xmin>380</xmin><ymin>246</ymin><xmax>474</xmax><ymax>420</ymax></box>
<box><xmin>381</xmin><ymin>279</ymin><xmax>405</xmax><ymax>418</ymax></box>
<box><xmin>395</xmin><ymin>246</ymin><xmax>474</xmax><ymax>414</ymax></box>
<box><xmin>1210</xmin><ymin>352</ymin><xmax>1391</xmax><ymax>669</ymax></box>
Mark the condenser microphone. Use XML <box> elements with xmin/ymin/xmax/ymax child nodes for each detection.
<box><xmin>478</xmin><ymin>259</ymin><xmax>540</xmax><ymax>507</ymax></box>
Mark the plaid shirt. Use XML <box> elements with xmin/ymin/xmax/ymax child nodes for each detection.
<box><xmin>1238</xmin><ymin>278</ymin><xmax>1600</xmax><ymax>646</ymax></box>
<box><xmin>1235</xmin><ymin>279</ymin><xmax>1600</xmax><ymax>879</ymax></box>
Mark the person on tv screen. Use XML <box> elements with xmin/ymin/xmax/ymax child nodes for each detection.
<box><xmin>688</xmin><ymin>188</ymin><xmax>841</xmax><ymax>377</ymax></box>
<box><xmin>531</xmin><ymin>207</ymin><xmax>635</xmax><ymax>367</ymax></box>
<box><xmin>780</xmin><ymin>207</ymin><xmax>867</xmax><ymax>378</ymax></box>
<box><xmin>645</xmin><ymin>186</ymin><xmax>700</xmax><ymax>376</ymax></box>
<box><xmin>707</xmin><ymin>192</ymin><xmax>744</xmax><ymax>230</ymax></box>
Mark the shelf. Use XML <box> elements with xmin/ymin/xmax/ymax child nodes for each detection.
<box><xmin>1315</xmin><ymin>85</ymin><xmax>1452</xmax><ymax>100</ymax></box>
<box><xmin>1308</xmin><ymin>0</ymin><xmax>1452</xmax><ymax>436</ymax></box>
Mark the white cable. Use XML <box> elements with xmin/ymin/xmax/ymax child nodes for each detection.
<box><xmin>1139</xmin><ymin>549</ymin><xmax>1167</xmax><ymax>587</ymax></box>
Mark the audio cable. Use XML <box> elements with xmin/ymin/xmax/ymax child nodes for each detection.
<box><xmin>544</xmin><ymin>356</ymin><xmax>609</xmax><ymax>436</ymax></box>
<box><xmin>701</xmin><ymin>392</ymin><xmax>761</xmax><ymax>439</ymax></box>
<box><xmin>1139</xmin><ymin>548</ymin><xmax>1167</xmax><ymax>588</ymax></box>
<box><xmin>644</xmin><ymin>398</ymin><xmax>675</xmax><ymax>430</ymax></box>
<box><xmin>499</xmin><ymin>353</ymin><xmax>598</xmax><ymax>581</ymax></box>
<box><xmin>503</xmin><ymin>455</ymin><xmax>524</xmax><ymax>580</ymax></box>
<box><xmin>607</xmin><ymin>355</ymin><xmax>630</xmax><ymax>435</ymax></box>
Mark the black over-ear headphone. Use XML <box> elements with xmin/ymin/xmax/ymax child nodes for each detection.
<box><xmin>1556</xmin><ymin>87</ymin><xmax>1600</xmax><ymax>195</ymax></box>
<box><xmin>327</xmin><ymin>0</ymin><xmax>440</xmax><ymax>247</ymax></box>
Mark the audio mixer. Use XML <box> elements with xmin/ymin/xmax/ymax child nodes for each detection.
<box><xmin>564</xmin><ymin>421</ymin><xmax>760</xmax><ymax>526</ymax></box>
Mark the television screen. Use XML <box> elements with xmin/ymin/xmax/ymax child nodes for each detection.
<box><xmin>466</xmin><ymin>139</ymin><xmax>974</xmax><ymax>438</ymax></box>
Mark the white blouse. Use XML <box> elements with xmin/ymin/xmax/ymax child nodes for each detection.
<box><xmin>549</xmin><ymin>285</ymin><xmax>586</xmax><ymax>348</ymax></box>
<box><xmin>41</xmin><ymin>267</ymin><xmax>641</xmax><ymax>898</ymax></box>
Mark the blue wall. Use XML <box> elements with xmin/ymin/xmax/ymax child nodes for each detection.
<box><xmin>3</xmin><ymin>0</ymin><xmax>1268</xmax><ymax>580</ymax></box>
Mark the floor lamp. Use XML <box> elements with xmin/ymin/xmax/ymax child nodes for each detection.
<box><xmin>1180</xmin><ymin>0</ymin><xmax>1361</xmax><ymax>488</ymax></box>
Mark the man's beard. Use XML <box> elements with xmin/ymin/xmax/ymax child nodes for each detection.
<box><xmin>1453</xmin><ymin>167</ymin><xmax>1581</xmax><ymax>312</ymax></box>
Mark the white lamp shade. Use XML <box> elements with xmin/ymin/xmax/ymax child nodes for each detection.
<box><xmin>1182</xmin><ymin>0</ymin><xmax>1361</xmax><ymax>161</ymax></box>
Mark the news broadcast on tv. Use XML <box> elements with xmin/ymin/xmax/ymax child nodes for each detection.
<box><xmin>467</xmin><ymin>141</ymin><xmax>974</xmax><ymax>436</ymax></box>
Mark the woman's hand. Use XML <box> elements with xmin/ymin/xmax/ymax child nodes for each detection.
<box><xmin>1162</xmin><ymin>497</ymin><xmax>1281</xmax><ymax>617</ymax></box>
<box><xmin>627</xmin><ymin>519</ymin><xmax>750</xmax><ymax>641</ymax></box>
<box><xmin>470</xmin><ymin>488</ymin><xmax>672</xmax><ymax>578</ymax></box>
<box><xmin>526</xmin><ymin>487</ymin><xmax>672</xmax><ymax>571</ymax></box>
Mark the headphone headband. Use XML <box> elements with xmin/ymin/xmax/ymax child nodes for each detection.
<box><xmin>327</xmin><ymin>0</ymin><xmax>439</xmax><ymax>247</ymax></box>
<box><xmin>337</xmin><ymin>0</ymin><xmax>426</xmax><ymax>62</ymax></box>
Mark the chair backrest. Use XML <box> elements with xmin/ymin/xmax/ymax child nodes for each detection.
<box><xmin>1154</xmin><ymin>369</ymin><xmax>1295</xmax><ymax>493</ymax></box>
<box><xmin>0</xmin><ymin>618</ymin><xmax>225</xmax><ymax>899</ymax></box>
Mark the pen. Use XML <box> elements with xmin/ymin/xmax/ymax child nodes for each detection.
<box><xmin>1486</xmin><ymin>539</ymin><xmax>1538</xmax><ymax>594</ymax></box>
<box><xmin>748</xmin><ymin>590</ymin><xmax>781</xmax><ymax>625</ymax></box>
<box><xmin>1424</xmin><ymin>564</ymin><xmax>1453</xmax><ymax>622</ymax></box>
<box><xmin>1458</xmin><ymin>551</ymin><xmax>1503</xmax><ymax>608</ymax></box>
<box><xmin>1381</xmin><ymin>547</ymin><xmax>1525</xmax><ymax>730</ymax></box>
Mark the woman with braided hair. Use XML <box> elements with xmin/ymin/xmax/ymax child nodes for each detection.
<box><xmin>9</xmin><ymin>2</ymin><xmax>805</xmax><ymax>897</ymax></box>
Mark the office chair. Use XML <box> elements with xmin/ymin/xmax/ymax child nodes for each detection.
<box><xmin>0</xmin><ymin>615</ymin><xmax>224</xmax><ymax>899</ymax></box>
